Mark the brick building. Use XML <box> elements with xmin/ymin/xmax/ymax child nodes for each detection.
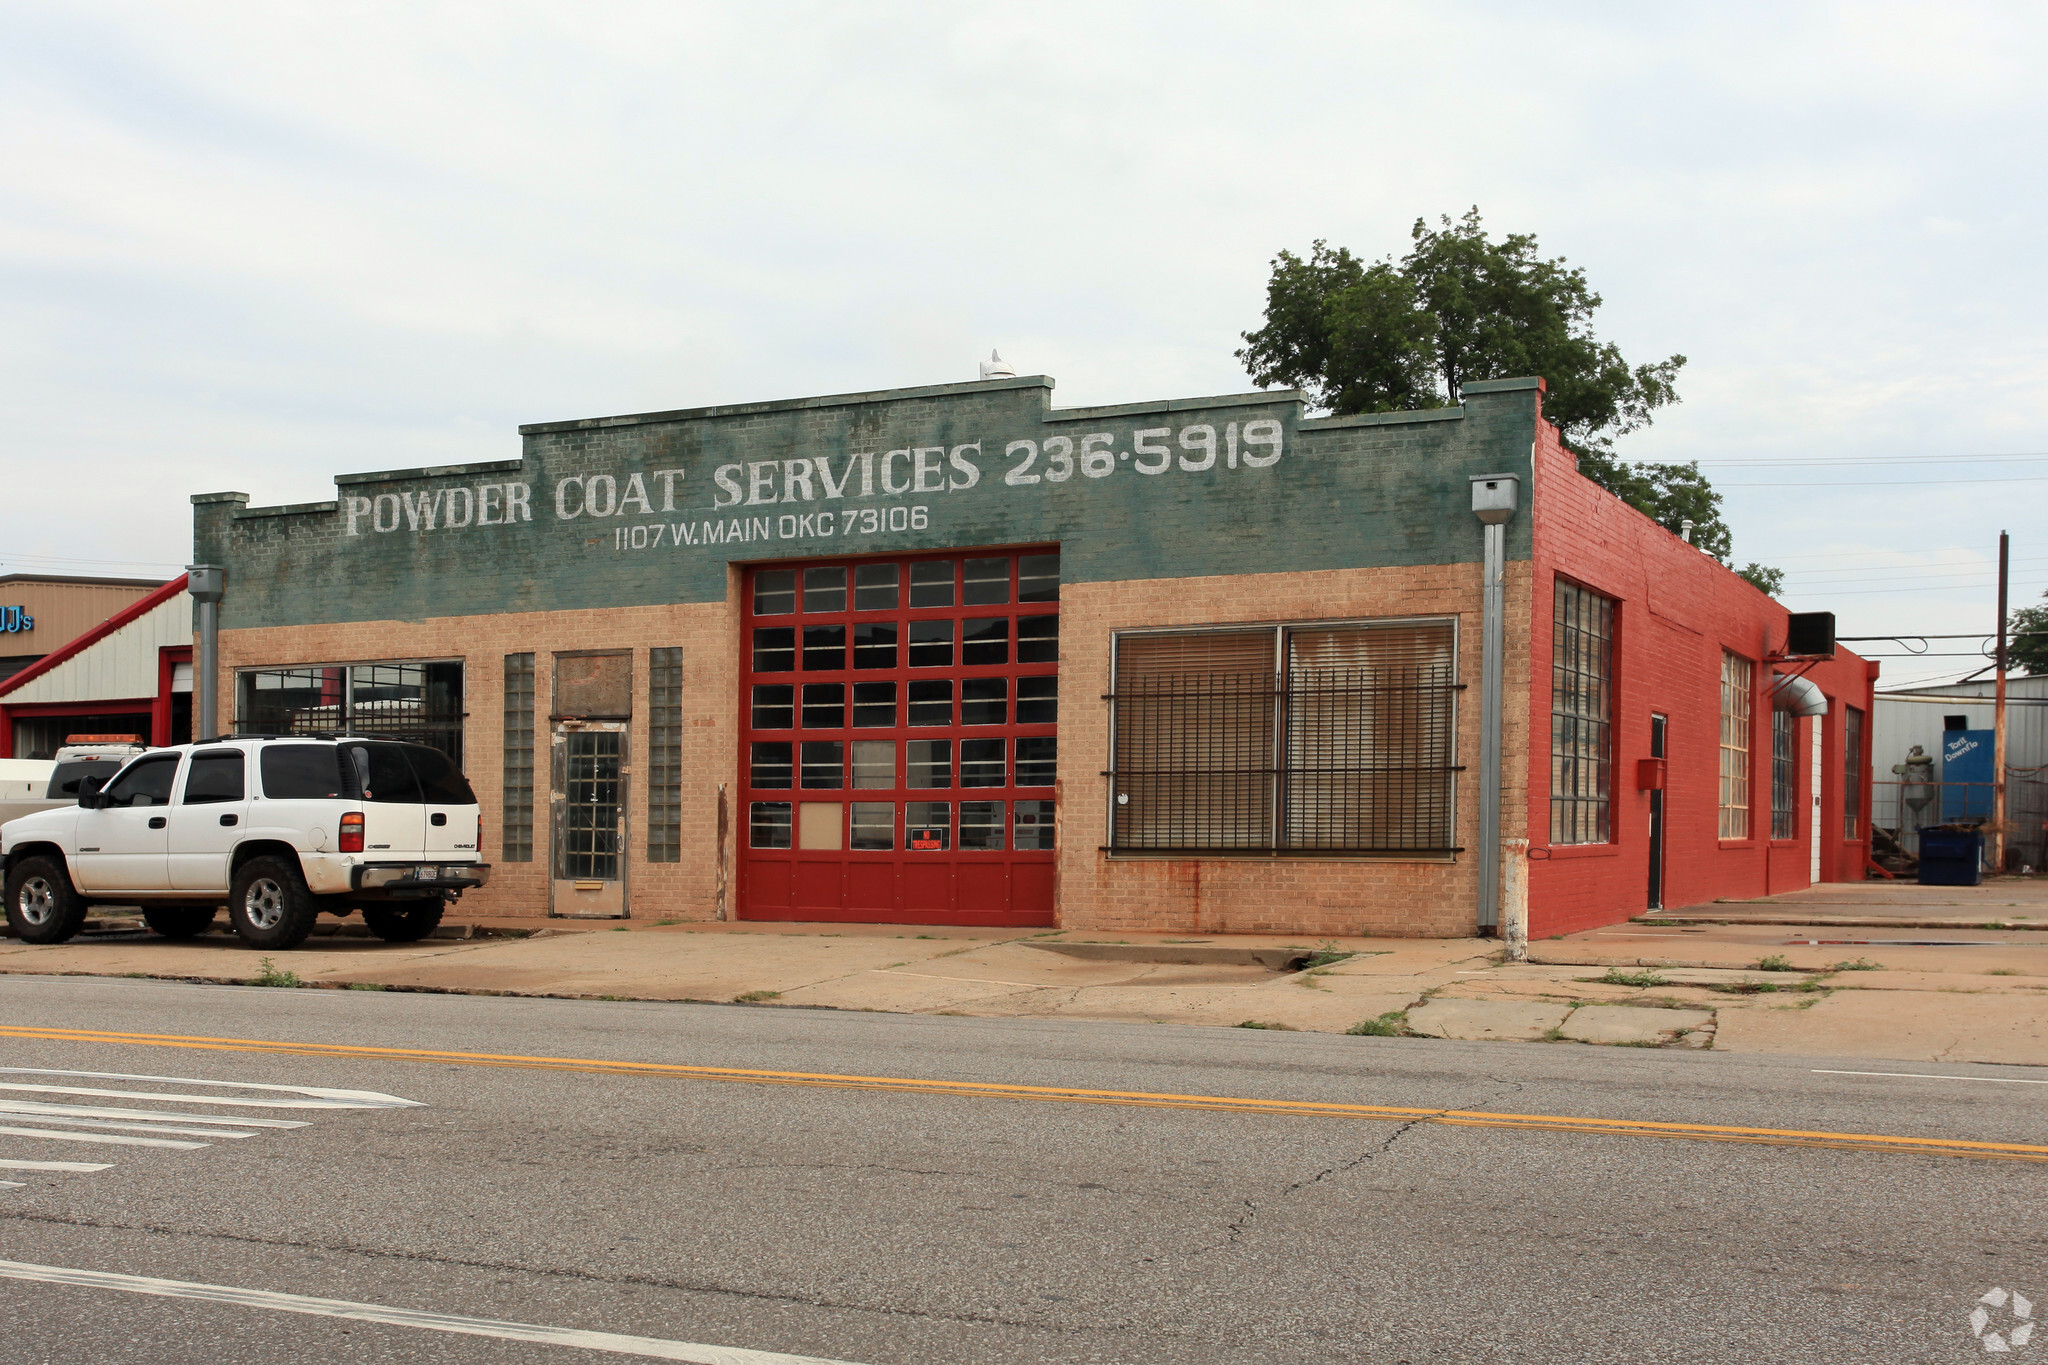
<box><xmin>190</xmin><ymin>373</ymin><xmax>1874</xmax><ymax>937</ymax></box>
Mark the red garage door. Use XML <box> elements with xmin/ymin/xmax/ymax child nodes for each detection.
<box><xmin>738</xmin><ymin>548</ymin><xmax>1059</xmax><ymax>926</ymax></box>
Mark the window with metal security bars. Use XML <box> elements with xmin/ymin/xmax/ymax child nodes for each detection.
<box><xmin>561</xmin><ymin>730</ymin><xmax>622</xmax><ymax>879</ymax></box>
<box><xmin>1109</xmin><ymin>619</ymin><xmax>1459</xmax><ymax>856</ymax></box>
<box><xmin>648</xmin><ymin>648</ymin><xmax>684</xmax><ymax>862</ymax></box>
<box><xmin>1771</xmin><ymin>709</ymin><xmax>1796</xmax><ymax>840</ymax></box>
<box><xmin>1550</xmin><ymin>580</ymin><xmax>1613</xmax><ymax>844</ymax></box>
<box><xmin>1843</xmin><ymin>707</ymin><xmax>1865</xmax><ymax>838</ymax></box>
<box><xmin>236</xmin><ymin>661</ymin><xmax>465</xmax><ymax>763</ymax></box>
<box><xmin>501</xmin><ymin>654</ymin><xmax>535</xmax><ymax>862</ymax></box>
<box><xmin>1719</xmin><ymin>651</ymin><xmax>1753</xmax><ymax>839</ymax></box>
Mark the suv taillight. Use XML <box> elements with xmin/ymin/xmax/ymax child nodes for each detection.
<box><xmin>340</xmin><ymin>812</ymin><xmax>364</xmax><ymax>854</ymax></box>
<box><xmin>477</xmin><ymin>813</ymin><xmax>484</xmax><ymax>855</ymax></box>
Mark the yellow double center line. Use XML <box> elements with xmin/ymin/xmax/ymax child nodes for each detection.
<box><xmin>3</xmin><ymin>1024</ymin><xmax>2042</xmax><ymax>1164</ymax></box>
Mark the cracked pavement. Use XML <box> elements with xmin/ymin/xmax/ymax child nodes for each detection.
<box><xmin>0</xmin><ymin>974</ymin><xmax>2042</xmax><ymax>1363</ymax></box>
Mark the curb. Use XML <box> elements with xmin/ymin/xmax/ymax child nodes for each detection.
<box><xmin>1634</xmin><ymin>915</ymin><xmax>2041</xmax><ymax>930</ymax></box>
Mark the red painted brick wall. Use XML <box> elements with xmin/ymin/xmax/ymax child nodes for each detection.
<box><xmin>1526</xmin><ymin>416</ymin><xmax>1876</xmax><ymax>936</ymax></box>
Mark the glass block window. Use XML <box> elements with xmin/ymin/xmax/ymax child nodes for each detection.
<box><xmin>647</xmin><ymin>648</ymin><xmax>683</xmax><ymax>863</ymax></box>
<box><xmin>1720</xmin><ymin>651</ymin><xmax>1754</xmax><ymax>840</ymax></box>
<box><xmin>501</xmin><ymin>654</ymin><xmax>534</xmax><ymax>862</ymax></box>
<box><xmin>1550</xmin><ymin>580</ymin><xmax>1614</xmax><ymax>845</ymax></box>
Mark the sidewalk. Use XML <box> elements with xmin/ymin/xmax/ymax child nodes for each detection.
<box><xmin>4</xmin><ymin>884</ymin><xmax>2043</xmax><ymax>1066</ymax></box>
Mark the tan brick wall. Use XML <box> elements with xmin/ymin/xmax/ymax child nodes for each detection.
<box><xmin>1056</xmin><ymin>561</ymin><xmax>1531</xmax><ymax>938</ymax></box>
<box><xmin>215</xmin><ymin>558</ymin><xmax>1530</xmax><ymax>936</ymax></box>
<box><xmin>215</xmin><ymin>580</ymin><xmax>744</xmax><ymax>922</ymax></box>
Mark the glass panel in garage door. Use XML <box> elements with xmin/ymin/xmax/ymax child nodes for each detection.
<box><xmin>739</xmin><ymin>549</ymin><xmax>1058</xmax><ymax>926</ymax></box>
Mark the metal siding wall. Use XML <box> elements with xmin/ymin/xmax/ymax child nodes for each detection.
<box><xmin>0</xmin><ymin>581</ymin><xmax>164</xmax><ymax>658</ymax></box>
<box><xmin>1872</xmin><ymin>681</ymin><xmax>2048</xmax><ymax>835</ymax></box>
<box><xmin>4</xmin><ymin>594</ymin><xmax>192</xmax><ymax>704</ymax></box>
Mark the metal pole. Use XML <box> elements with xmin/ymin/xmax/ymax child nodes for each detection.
<box><xmin>1995</xmin><ymin>531</ymin><xmax>2009</xmax><ymax>875</ymax></box>
<box><xmin>185</xmin><ymin>565</ymin><xmax>225</xmax><ymax>742</ymax></box>
<box><xmin>1469</xmin><ymin>473</ymin><xmax>1519</xmax><ymax>932</ymax></box>
<box><xmin>1478</xmin><ymin>520</ymin><xmax>1506</xmax><ymax>927</ymax></box>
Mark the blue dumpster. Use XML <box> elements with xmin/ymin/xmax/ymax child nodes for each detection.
<box><xmin>1918</xmin><ymin>827</ymin><xmax>1985</xmax><ymax>887</ymax></box>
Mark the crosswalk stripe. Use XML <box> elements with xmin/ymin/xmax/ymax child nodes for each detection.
<box><xmin>0</xmin><ymin>1160</ymin><xmax>113</xmax><ymax>1172</ymax></box>
<box><xmin>0</xmin><ymin>1069</ymin><xmax>419</xmax><ymax>1109</ymax></box>
<box><xmin>0</xmin><ymin>1260</ymin><xmax>872</xmax><ymax>1364</ymax></box>
<box><xmin>0</xmin><ymin>1099</ymin><xmax>306</xmax><ymax>1128</ymax></box>
<box><xmin>0</xmin><ymin>1115</ymin><xmax>257</xmax><ymax>1140</ymax></box>
<box><xmin>0</xmin><ymin>1125</ymin><xmax>208</xmax><ymax>1150</ymax></box>
<box><xmin>0</xmin><ymin>1082</ymin><xmax>394</xmax><ymax>1110</ymax></box>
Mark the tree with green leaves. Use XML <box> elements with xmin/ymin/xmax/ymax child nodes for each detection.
<box><xmin>2007</xmin><ymin>597</ymin><xmax>2048</xmax><ymax>675</ymax></box>
<box><xmin>1238</xmin><ymin>209</ymin><xmax>1779</xmax><ymax>592</ymax></box>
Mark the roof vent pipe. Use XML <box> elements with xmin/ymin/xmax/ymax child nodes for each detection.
<box><xmin>1680</xmin><ymin>519</ymin><xmax>1694</xmax><ymax>545</ymax></box>
<box><xmin>1770</xmin><ymin>671</ymin><xmax>1829</xmax><ymax>717</ymax></box>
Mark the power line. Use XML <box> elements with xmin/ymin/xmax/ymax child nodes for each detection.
<box><xmin>1782</xmin><ymin>555</ymin><xmax>2048</xmax><ymax>579</ymax></box>
<box><xmin>0</xmin><ymin>551</ymin><xmax>188</xmax><ymax>570</ymax></box>
<box><xmin>1696</xmin><ymin>451</ymin><xmax>2048</xmax><ymax>467</ymax></box>
<box><xmin>1719</xmin><ymin>474</ymin><xmax>2048</xmax><ymax>487</ymax></box>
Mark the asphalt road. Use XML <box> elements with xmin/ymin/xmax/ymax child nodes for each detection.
<box><xmin>0</xmin><ymin>975</ymin><xmax>2041</xmax><ymax>1364</ymax></box>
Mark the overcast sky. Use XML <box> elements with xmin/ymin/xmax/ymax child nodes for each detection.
<box><xmin>4</xmin><ymin>2</ymin><xmax>2043</xmax><ymax>686</ymax></box>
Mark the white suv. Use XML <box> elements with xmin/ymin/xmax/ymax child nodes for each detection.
<box><xmin>0</xmin><ymin>737</ymin><xmax>490</xmax><ymax>951</ymax></box>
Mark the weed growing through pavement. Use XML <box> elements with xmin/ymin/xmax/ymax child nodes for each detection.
<box><xmin>734</xmin><ymin>990</ymin><xmax>781</xmax><ymax>1002</ymax></box>
<box><xmin>1234</xmin><ymin>1020</ymin><xmax>1295</xmax><ymax>1030</ymax></box>
<box><xmin>249</xmin><ymin>958</ymin><xmax>301</xmax><ymax>988</ymax></box>
<box><xmin>1829</xmin><ymin>958</ymin><xmax>1882</xmax><ymax>971</ymax></box>
<box><xmin>1597</xmin><ymin>968</ymin><xmax>1669</xmax><ymax>988</ymax></box>
<box><xmin>1346</xmin><ymin>1012</ymin><xmax>1410</xmax><ymax>1037</ymax></box>
<box><xmin>1299</xmin><ymin>942</ymin><xmax>1355</xmax><ymax>970</ymax></box>
<box><xmin>346</xmin><ymin>981</ymin><xmax>388</xmax><ymax>991</ymax></box>
<box><xmin>653</xmin><ymin>918</ymin><xmax>681</xmax><ymax>926</ymax></box>
<box><xmin>1754</xmin><ymin>954</ymin><xmax>1796</xmax><ymax>972</ymax></box>
<box><xmin>1540</xmin><ymin>1025</ymin><xmax>1567</xmax><ymax>1042</ymax></box>
<box><xmin>1989</xmin><ymin>969</ymin><xmax>2023</xmax><ymax>976</ymax></box>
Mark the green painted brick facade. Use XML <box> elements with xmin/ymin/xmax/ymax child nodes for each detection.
<box><xmin>192</xmin><ymin>376</ymin><xmax>1541</xmax><ymax>629</ymax></box>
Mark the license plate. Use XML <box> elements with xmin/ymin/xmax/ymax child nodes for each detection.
<box><xmin>415</xmin><ymin>865</ymin><xmax>439</xmax><ymax>880</ymax></box>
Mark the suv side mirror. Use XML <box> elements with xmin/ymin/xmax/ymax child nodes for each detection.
<box><xmin>76</xmin><ymin>774</ymin><xmax>106</xmax><ymax>809</ymax></box>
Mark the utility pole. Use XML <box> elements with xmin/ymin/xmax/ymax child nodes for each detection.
<box><xmin>1995</xmin><ymin>531</ymin><xmax>2010</xmax><ymax>875</ymax></box>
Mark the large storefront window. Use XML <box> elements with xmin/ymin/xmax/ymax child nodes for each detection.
<box><xmin>1719</xmin><ymin>651</ymin><xmax>1753</xmax><ymax>839</ymax></box>
<box><xmin>236</xmin><ymin>660</ymin><xmax>465</xmax><ymax>763</ymax></box>
<box><xmin>1109</xmin><ymin>618</ymin><xmax>1457</xmax><ymax>856</ymax></box>
<box><xmin>1550</xmin><ymin>580</ymin><xmax>1613</xmax><ymax>845</ymax></box>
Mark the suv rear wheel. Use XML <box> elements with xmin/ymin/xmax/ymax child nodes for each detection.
<box><xmin>143</xmin><ymin>905</ymin><xmax>218</xmax><ymax>939</ymax></box>
<box><xmin>229</xmin><ymin>857</ymin><xmax>317</xmax><ymax>951</ymax></box>
<box><xmin>363</xmin><ymin>900</ymin><xmax>445</xmax><ymax>943</ymax></box>
<box><xmin>5</xmin><ymin>856</ymin><xmax>88</xmax><ymax>945</ymax></box>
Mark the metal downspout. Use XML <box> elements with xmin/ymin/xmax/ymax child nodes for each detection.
<box><xmin>1470</xmin><ymin>475</ymin><xmax>1520</xmax><ymax>935</ymax></box>
<box><xmin>186</xmin><ymin>565</ymin><xmax>224</xmax><ymax>742</ymax></box>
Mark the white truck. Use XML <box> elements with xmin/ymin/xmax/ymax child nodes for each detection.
<box><xmin>0</xmin><ymin>741</ymin><xmax>146</xmax><ymax>828</ymax></box>
<box><xmin>0</xmin><ymin>736</ymin><xmax>490</xmax><ymax>951</ymax></box>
